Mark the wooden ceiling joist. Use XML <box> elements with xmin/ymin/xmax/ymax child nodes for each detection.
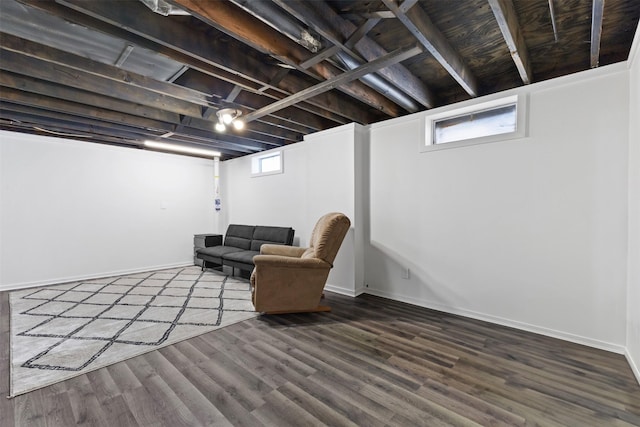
<box><xmin>169</xmin><ymin>0</ymin><xmax>406</xmax><ymax>117</ymax></box>
<box><xmin>591</xmin><ymin>0</ymin><xmax>605</xmax><ymax>68</ymax></box>
<box><xmin>0</xmin><ymin>0</ymin><xmax>637</xmax><ymax>160</ymax></box>
<box><xmin>488</xmin><ymin>0</ymin><xmax>533</xmax><ymax>84</ymax></box>
<box><xmin>382</xmin><ymin>0</ymin><xmax>479</xmax><ymax>97</ymax></box>
<box><xmin>272</xmin><ymin>0</ymin><xmax>436</xmax><ymax>108</ymax></box>
<box><xmin>243</xmin><ymin>44</ymin><xmax>423</xmax><ymax>123</ymax></box>
<box><xmin>49</xmin><ymin>0</ymin><xmax>380</xmax><ymax>125</ymax></box>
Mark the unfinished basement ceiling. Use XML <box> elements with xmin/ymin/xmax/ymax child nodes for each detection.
<box><xmin>0</xmin><ymin>0</ymin><xmax>639</xmax><ymax>159</ymax></box>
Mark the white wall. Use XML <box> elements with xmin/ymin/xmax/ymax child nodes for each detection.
<box><xmin>221</xmin><ymin>123</ymin><xmax>359</xmax><ymax>294</ymax></box>
<box><xmin>366</xmin><ymin>64</ymin><xmax>630</xmax><ymax>353</ymax></box>
<box><xmin>627</xmin><ymin>27</ymin><xmax>640</xmax><ymax>381</ymax></box>
<box><xmin>0</xmin><ymin>131</ymin><xmax>215</xmax><ymax>290</ymax></box>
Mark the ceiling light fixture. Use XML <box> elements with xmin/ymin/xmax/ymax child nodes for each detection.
<box><xmin>144</xmin><ymin>140</ymin><xmax>221</xmax><ymax>158</ymax></box>
<box><xmin>215</xmin><ymin>108</ymin><xmax>243</xmax><ymax>132</ymax></box>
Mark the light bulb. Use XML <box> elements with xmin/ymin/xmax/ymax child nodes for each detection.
<box><xmin>215</xmin><ymin>122</ymin><xmax>226</xmax><ymax>132</ymax></box>
<box><xmin>222</xmin><ymin>113</ymin><xmax>233</xmax><ymax>124</ymax></box>
<box><xmin>233</xmin><ymin>120</ymin><xmax>245</xmax><ymax>130</ymax></box>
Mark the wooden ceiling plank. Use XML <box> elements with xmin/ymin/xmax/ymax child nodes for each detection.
<box><xmin>0</xmin><ymin>34</ymin><xmax>316</xmax><ymax>142</ymax></box>
<box><xmin>0</xmin><ymin>70</ymin><xmax>289</xmax><ymax>149</ymax></box>
<box><xmin>0</xmin><ymin>86</ymin><xmax>171</xmax><ymax>132</ymax></box>
<box><xmin>344</xmin><ymin>18</ymin><xmax>381</xmax><ymax>49</ymax></box>
<box><xmin>168</xmin><ymin>0</ymin><xmax>404</xmax><ymax>117</ymax></box>
<box><xmin>0</xmin><ymin>48</ymin><xmax>204</xmax><ymax>118</ymax></box>
<box><xmin>28</xmin><ymin>0</ymin><xmax>376</xmax><ymax>125</ymax></box>
<box><xmin>0</xmin><ymin>107</ymin><xmax>254</xmax><ymax>157</ymax></box>
<box><xmin>0</xmin><ymin>102</ymin><xmax>171</xmax><ymax>143</ymax></box>
<box><xmin>59</xmin><ymin>0</ymin><xmax>369</xmax><ymax>125</ymax></box>
<box><xmin>382</xmin><ymin>0</ymin><xmax>479</xmax><ymax>97</ymax></box>
<box><xmin>0</xmin><ymin>112</ymin><xmax>151</xmax><ymax>148</ymax></box>
<box><xmin>167</xmin><ymin>65</ymin><xmax>190</xmax><ymax>83</ymax></box>
<box><xmin>488</xmin><ymin>0</ymin><xmax>533</xmax><ymax>84</ymax></box>
<box><xmin>0</xmin><ymin>70</ymin><xmax>179</xmax><ymax>124</ymax></box>
<box><xmin>243</xmin><ymin>44</ymin><xmax>423</xmax><ymax>123</ymax></box>
<box><xmin>274</xmin><ymin>0</ymin><xmax>436</xmax><ymax>108</ymax></box>
<box><xmin>591</xmin><ymin>0</ymin><xmax>605</xmax><ymax>68</ymax></box>
<box><xmin>0</xmin><ymin>32</ymin><xmax>221</xmax><ymax>108</ymax></box>
<box><xmin>176</xmin><ymin>70</ymin><xmax>332</xmax><ymax>132</ymax></box>
<box><xmin>56</xmin><ymin>0</ymin><xmax>277</xmax><ymax>88</ymax></box>
<box><xmin>114</xmin><ymin>44</ymin><xmax>134</xmax><ymax>67</ymax></box>
<box><xmin>299</xmin><ymin>46</ymin><xmax>342</xmax><ymax>70</ymax></box>
<box><xmin>225</xmin><ymin>86</ymin><xmax>244</xmax><ymax>103</ymax></box>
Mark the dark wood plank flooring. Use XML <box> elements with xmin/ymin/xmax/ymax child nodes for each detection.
<box><xmin>1</xmin><ymin>289</ymin><xmax>639</xmax><ymax>426</ymax></box>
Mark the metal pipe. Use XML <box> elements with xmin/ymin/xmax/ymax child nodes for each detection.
<box><xmin>230</xmin><ymin>0</ymin><xmax>419</xmax><ymax>113</ymax></box>
<box><xmin>335</xmin><ymin>51</ymin><xmax>419</xmax><ymax>113</ymax></box>
<box><xmin>229</xmin><ymin>0</ymin><xmax>322</xmax><ymax>53</ymax></box>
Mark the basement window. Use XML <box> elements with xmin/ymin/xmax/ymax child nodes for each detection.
<box><xmin>422</xmin><ymin>94</ymin><xmax>527</xmax><ymax>151</ymax></box>
<box><xmin>251</xmin><ymin>150</ymin><xmax>283</xmax><ymax>177</ymax></box>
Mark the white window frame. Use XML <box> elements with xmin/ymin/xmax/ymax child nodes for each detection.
<box><xmin>421</xmin><ymin>94</ymin><xmax>528</xmax><ymax>152</ymax></box>
<box><xmin>251</xmin><ymin>150</ymin><xmax>283</xmax><ymax>177</ymax></box>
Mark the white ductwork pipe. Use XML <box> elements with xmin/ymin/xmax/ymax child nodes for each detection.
<box><xmin>139</xmin><ymin>0</ymin><xmax>190</xmax><ymax>16</ymax></box>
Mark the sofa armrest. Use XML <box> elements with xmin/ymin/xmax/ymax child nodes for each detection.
<box><xmin>260</xmin><ymin>245</ymin><xmax>306</xmax><ymax>258</ymax></box>
<box><xmin>253</xmin><ymin>254</ymin><xmax>329</xmax><ymax>269</ymax></box>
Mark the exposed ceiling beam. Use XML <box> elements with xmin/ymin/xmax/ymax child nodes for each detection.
<box><xmin>243</xmin><ymin>45</ymin><xmax>423</xmax><ymax>123</ymax></box>
<box><xmin>272</xmin><ymin>0</ymin><xmax>436</xmax><ymax>108</ymax></box>
<box><xmin>1</xmin><ymin>99</ymin><xmax>167</xmax><ymax>138</ymax></box>
<box><xmin>52</xmin><ymin>0</ymin><xmax>379</xmax><ymax>125</ymax></box>
<box><xmin>381</xmin><ymin>0</ymin><xmax>479</xmax><ymax>97</ymax></box>
<box><xmin>0</xmin><ymin>70</ymin><xmax>180</xmax><ymax>124</ymax></box>
<box><xmin>591</xmin><ymin>0</ymin><xmax>605</xmax><ymax>68</ymax></box>
<box><xmin>0</xmin><ymin>48</ymin><xmax>203</xmax><ymax>118</ymax></box>
<box><xmin>168</xmin><ymin>0</ymin><xmax>406</xmax><ymax>117</ymax></box>
<box><xmin>0</xmin><ymin>84</ymin><xmax>278</xmax><ymax>153</ymax></box>
<box><xmin>488</xmin><ymin>0</ymin><xmax>533</xmax><ymax>84</ymax></box>
<box><xmin>175</xmin><ymin>70</ymin><xmax>334</xmax><ymax>133</ymax></box>
<box><xmin>0</xmin><ymin>33</ymin><xmax>327</xmax><ymax>141</ymax></box>
<box><xmin>0</xmin><ymin>32</ymin><xmax>220</xmax><ymax>108</ymax></box>
<box><xmin>0</xmin><ymin>68</ymin><xmax>292</xmax><ymax>151</ymax></box>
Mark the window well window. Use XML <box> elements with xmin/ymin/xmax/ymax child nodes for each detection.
<box><xmin>423</xmin><ymin>94</ymin><xmax>526</xmax><ymax>151</ymax></box>
<box><xmin>251</xmin><ymin>150</ymin><xmax>283</xmax><ymax>177</ymax></box>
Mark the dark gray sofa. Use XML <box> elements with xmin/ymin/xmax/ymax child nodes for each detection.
<box><xmin>196</xmin><ymin>224</ymin><xmax>295</xmax><ymax>275</ymax></box>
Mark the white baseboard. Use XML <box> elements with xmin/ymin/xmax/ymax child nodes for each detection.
<box><xmin>363</xmin><ymin>288</ymin><xmax>626</xmax><ymax>355</ymax></box>
<box><xmin>324</xmin><ymin>283</ymin><xmax>359</xmax><ymax>297</ymax></box>
<box><xmin>0</xmin><ymin>262</ymin><xmax>194</xmax><ymax>292</ymax></box>
<box><xmin>626</xmin><ymin>349</ymin><xmax>640</xmax><ymax>386</ymax></box>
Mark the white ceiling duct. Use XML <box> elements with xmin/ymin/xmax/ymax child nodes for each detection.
<box><xmin>139</xmin><ymin>0</ymin><xmax>190</xmax><ymax>16</ymax></box>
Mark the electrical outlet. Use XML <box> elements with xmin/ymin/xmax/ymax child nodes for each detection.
<box><xmin>401</xmin><ymin>268</ymin><xmax>410</xmax><ymax>279</ymax></box>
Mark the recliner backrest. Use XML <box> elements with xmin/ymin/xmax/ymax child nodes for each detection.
<box><xmin>303</xmin><ymin>212</ymin><xmax>351</xmax><ymax>266</ymax></box>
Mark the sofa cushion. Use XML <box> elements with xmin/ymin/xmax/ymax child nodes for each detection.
<box><xmin>223</xmin><ymin>250</ymin><xmax>259</xmax><ymax>265</ymax></box>
<box><xmin>226</xmin><ymin>224</ymin><xmax>255</xmax><ymax>239</ymax></box>
<box><xmin>197</xmin><ymin>246</ymin><xmax>244</xmax><ymax>258</ymax></box>
<box><xmin>251</xmin><ymin>240</ymin><xmax>284</xmax><ymax>252</ymax></box>
<box><xmin>224</xmin><ymin>236</ymin><xmax>252</xmax><ymax>250</ymax></box>
<box><xmin>253</xmin><ymin>226</ymin><xmax>294</xmax><ymax>245</ymax></box>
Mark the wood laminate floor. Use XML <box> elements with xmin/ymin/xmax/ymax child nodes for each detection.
<box><xmin>1</xmin><ymin>289</ymin><xmax>639</xmax><ymax>426</ymax></box>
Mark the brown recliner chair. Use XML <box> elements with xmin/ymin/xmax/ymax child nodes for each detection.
<box><xmin>250</xmin><ymin>212</ymin><xmax>351</xmax><ymax>314</ymax></box>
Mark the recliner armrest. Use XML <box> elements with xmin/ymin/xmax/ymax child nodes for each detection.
<box><xmin>260</xmin><ymin>245</ymin><xmax>307</xmax><ymax>258</ymax></box>
<box><xmin>253</xmin><ymin>254</ymin><xmax>329</xmax><ymax>269</ymax></box>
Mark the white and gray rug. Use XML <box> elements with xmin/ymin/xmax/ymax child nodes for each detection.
<box><xmin>9</xmin><ymin>266</ymin><xmax>257</xmax><ymax>397</ymax></box>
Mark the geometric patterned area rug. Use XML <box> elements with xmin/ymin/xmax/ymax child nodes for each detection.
<box><xmin>9</xmin><ymin>265</ymin><xmax>257</xmax><ymax>397</ymax></box>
